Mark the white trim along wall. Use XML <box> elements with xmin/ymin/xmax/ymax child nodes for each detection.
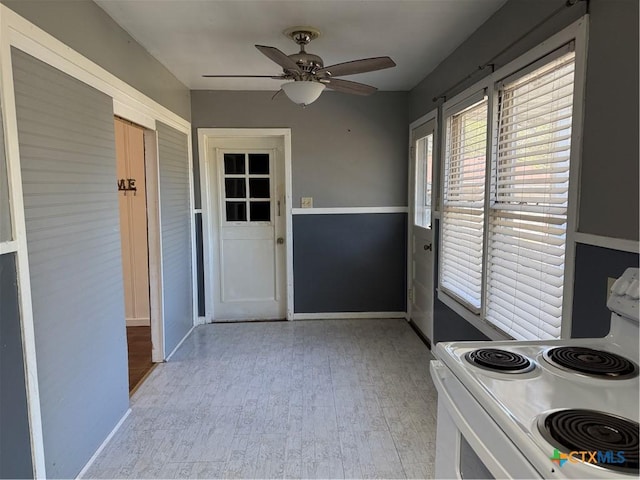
<box><xmin>291</xmin><ymin>206</ymin><xmax>408</xmax><ymax>215</ymax></box>
<box><xmin>0</xmin><ymin>5</ymin><xmax>196</xmax><ymax>478</ymax></box>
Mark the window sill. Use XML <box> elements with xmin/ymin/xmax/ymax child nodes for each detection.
<box><xmin>436</xmin><ymin>289</ymin><xmax>511</xmax><ymax>341</ymax></box>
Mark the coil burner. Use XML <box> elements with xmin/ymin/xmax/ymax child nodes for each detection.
<box><xmin>538</xmin><ymin>409</ymin><xmax>639</xmax><ymax>474</ymax></box>
<box><xmin>544</xmin><ymin>347</ymin><xmax>638</xmax><ymax>379</ymax></box>
<box><xmin>464</xmin><ymin>348</ymin><xmax>535</xmax><ymax>374</ymax></box>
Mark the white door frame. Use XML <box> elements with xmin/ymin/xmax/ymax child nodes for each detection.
<box><xmin>113</xmin><ymin>116</ymin><xmax>166</xmax><ymax>363</ymax></box>
<box><xmin>407</xmin><ymin>109</ymin><xmax>438</xmax><ymax>340</ymax></box>
<box><xmin>198</xmin><ymin>128</ymin><xmax>293</xmax><ymax>321</ymax></box>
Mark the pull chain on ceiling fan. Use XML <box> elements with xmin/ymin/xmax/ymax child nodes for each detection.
<box><xmin>203</xmin><ymin>26</ymin><xmax>396</xmax><ymax>106</ymax></box>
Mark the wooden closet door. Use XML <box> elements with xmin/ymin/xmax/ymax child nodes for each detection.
<box><xmin>115</xmin><ymin>118</ymin><xmax>150</xmax><ymax>326</ymax></box>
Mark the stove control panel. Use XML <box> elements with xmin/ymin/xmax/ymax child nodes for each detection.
<box><xmin>608</xmin><ymin>267</ymin><xmax>640</xmax><ymax>321</ymax></box>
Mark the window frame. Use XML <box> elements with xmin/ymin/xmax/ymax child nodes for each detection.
<box><xmin>436</xmin><ymin>16</ymin><xmax>588</xmax><ymax>340</ymax></box>
<box><xmin>412</xmin><ymin>117</ymin><xmax>437</xmax><ymax>231</ymax></box>
<box><xmin>219</xmin><ymin>149</ymin><xmax>275</xmax><ymax>226</ymax></box>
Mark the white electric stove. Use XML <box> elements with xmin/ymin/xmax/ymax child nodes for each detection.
<box><xmin>430</xmin><ymin>267</ymin><xmax>640</xmax><ymax>479</ymax></box>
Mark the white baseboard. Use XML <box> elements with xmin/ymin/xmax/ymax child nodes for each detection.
<box><xmin>196</xmin><ymin>316</ymin><xmax>207</xmax><ymax>326</ymax></box>
<box><xmin>292</xmin><ymin>311</ymin><xmax>407</xmax><ymax>320</ymax></box>
<box><xmin>126</xmin><ymin>318</ymin><xmax>150</xmax><ymax>327</ymax></box>
<box><xmin>166</xmin><ymin>325</ymin><xmax>195</xmax><ymax>361</ymax></box>
<box><xmin>76</xmin><ymin>408</ymin><xmax>131</xmax><ymax>479</ymax></box>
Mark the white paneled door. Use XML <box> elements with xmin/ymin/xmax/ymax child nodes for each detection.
<box><xmin>209</xmin><ymin>137</ymin><xmax>286</xmax><ymax>320</ymax></box>
<box><xmin>410</xmin><ymin>118</ymin><xmax>436</xmax><ymax>342</ymax></box>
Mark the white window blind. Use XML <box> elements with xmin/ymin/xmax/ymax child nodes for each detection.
<box><xmin>486</xmin><ymin>50</ymin><xmax>575</xmax><ymax>340</ymax></box>
<box><xmin>441</xmin><ymin>98</ymin><xmax>488</xmax><ymax>310</ymax></box>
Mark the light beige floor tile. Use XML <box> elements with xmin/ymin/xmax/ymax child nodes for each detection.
<box><xmin>84</xmin><ymin>319</ymin><xmax>437</xmax><ymax>480</ymax></box>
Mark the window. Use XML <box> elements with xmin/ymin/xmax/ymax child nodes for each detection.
<box><xmin>486</xmin><ymin>49</ymin><xmax>575</xmax><ymax>340</ymax></box>
<box><xmin>439</xmin><ymin>43</ymin><xmax>578</xmax><ymax>340</ymax></box>
<box><xmin>441</xmin><ymin>98</ymin><xmax>488</xmax><ymax>311</ymax></box>
<box><xmin>222</xmin><ymin>152</ymin><xmax>272</xmax><ymax>223</ymax></box>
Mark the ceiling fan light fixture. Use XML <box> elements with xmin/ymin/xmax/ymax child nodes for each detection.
<box><xmin>281</xmin><ymin>81</ymin><xmax>325</xmax><ymax>106</ymax></box>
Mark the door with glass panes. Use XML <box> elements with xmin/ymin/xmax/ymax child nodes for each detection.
<box><xmin>410</xmin><ymin>118</ymin><xmax>436</xmax><ymax>342</ymax></box>
<box><xmin>210</xmin><ymin>137</ymin><xmax>286</xmax><ymax>320</ymax></box>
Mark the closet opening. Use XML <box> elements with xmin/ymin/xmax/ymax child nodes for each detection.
<box><xmin>114</xmin><ymin>116</ymin><xmax>160</xmax><ymax>392</ymax></box>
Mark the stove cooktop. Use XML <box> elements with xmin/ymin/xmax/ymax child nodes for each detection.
<box><xmin>435</xmin><ymin>325</ymin><xmax>639</xmax><ymax>478</ymax></box>
<box><xmin>433</xmin><ymin>268</ymin><xmax>640</xmax><ymax>477</ymax></box>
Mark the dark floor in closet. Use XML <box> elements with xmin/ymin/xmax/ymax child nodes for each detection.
<box><xmin>126</xmin><ymin>326</ymin><xmax>153</xmax><ymax>392</ymax></box>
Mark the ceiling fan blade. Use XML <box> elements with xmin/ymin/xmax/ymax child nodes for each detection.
<box><xmin>202</xmin><ymin>75</ymin><xmax>285</xmax><ymax>78</ymax></box>
<box><xmin>255</xmin><ymin>45</ymin><xmax>301</xmax><ymax>73</ymax></box>
<box><xmin>316</xmin><ymin>57</ymin><xmax>396</xmax><ymax>77</ymax></box>
<box><xmin>271</xmin><ymin>89</ymin><xmax>283</xmax><ymax>101</ymax></box>
<box><xmin>324</xmin><ymin>78</ymin><xmax>377</xmax><ymax>96</ymax></box>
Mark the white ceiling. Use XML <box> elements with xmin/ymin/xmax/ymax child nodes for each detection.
<box><xmin>95</xmin><ymin>0</ymin><xmax>506</xmax><ymax>92</ymax></box>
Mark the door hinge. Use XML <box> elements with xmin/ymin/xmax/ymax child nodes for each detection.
<box><xmin>408</xmin><ymin>289</ymin><xmax>414</xmax><ymax>301</ymax></box>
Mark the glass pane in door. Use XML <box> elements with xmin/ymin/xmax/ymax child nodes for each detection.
<box><xmin>225</xmin><ymin>178</ymin><xmax>246</xmax><ymax>198</ymax></box>
<box><xmin>249</xmin><ymin>178</ymin><xmax>270</xmax><ymax>198</ymax></box>
<box><xmin>226</xmin><ymin>202</ymin><xmax>247</xmax><ymax>222</ymax></box>
<box><xmin>414</xmin><ymin>134</ymin><xmax>433</xmax><ymax>229</ymax></box>
<box><xmin>248</xmin><ymin>153</ymin><xmax>269</xmax><ymax>174</ymax></box>
<box><xmin>250</xmin><ymin>201</ymin><xmax>270</xmax><ymax>222</ymax></box>
<box><xmin>224</xmin><ymin>153</ymin><xmax>245</xmax><ymax>174</ymax></box>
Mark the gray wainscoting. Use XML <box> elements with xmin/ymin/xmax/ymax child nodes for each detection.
<box><xmin>571</xmin><ymin>243</ymin><xmax>640</xmax><ymax>338</ymax></box>
<box><xmin>293</xmin><ymin>213</ymin><xmax>406</xmax><ymax>314</ymax></box>
<box><xmin>13</xmin><ymin>48</ymin><xmax>129</xmax><ymax>478</ymax></box>
<box><xmin>0</xmin><ymin>253</ymin><xmax>33</xmax><ymax>479</ymax></box>
<box><xmin>157</xmin><ymin>122</ymin><xmax>193</xmax><ymax>354</ymax></box>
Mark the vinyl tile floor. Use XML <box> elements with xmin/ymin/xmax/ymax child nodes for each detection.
<box><xmin>84</xmin><ymin>319</ymin><xmax>438</xmax><ymax>479</ymax></box>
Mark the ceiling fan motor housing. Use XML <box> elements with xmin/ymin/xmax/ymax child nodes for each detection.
<box><xmin>288</xmin><ymin>52</ymin><xmax>324</xmax><ymax>74</ymax></box>
<box><xmin>283</xmin><ymin>27</ymin><xmax>324</xmax><ymax>76</ymax></box>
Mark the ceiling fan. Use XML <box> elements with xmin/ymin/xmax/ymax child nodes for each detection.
<box><xmin>203</xmin><ymin>26</ymin><xmax>396</xmax><ymax>106</ymax></box>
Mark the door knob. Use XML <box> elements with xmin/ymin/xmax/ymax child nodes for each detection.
<box><xmin>424</xmin><ymin>243</ymin><xmax>432</xmax><ymax>251</ymax></box>
<box><xmin>277</xmin><ymin>237</ymin><xmax>285</xmax><ymax>245</ymax></box>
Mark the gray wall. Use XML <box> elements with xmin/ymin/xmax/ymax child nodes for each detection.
<box><xmin>410</xmin><ymin>0</ymin><xmax>639</xmax><ymax>341</ymax></box>
<box><xmin>157</xmin><ymin>122</ymin><xmax>193</xmax><ymax>354</ymax></box>
<box><xmin>191</xmin><ymin>91</ymin><xmax>409</xmax><ymax>209</ymax></box>
<box><xmin>13</xmin><ymin>48</ymin><xmax>129</xmax><ymax>478</ymax></box>
<box><xmin>191</xmin><ymin>90</ymin><xmax>409</xmax><ymax>314</ymax></box>
<box><xmin>0</xmin><ymin>254</ymin><xmax>33</xmax><ymax>479</ymax></box>
<box><xmin>293</xmin><ymin>214</ymin><xmax>406</xmax><ymax>313</ymax></box>
<box><xmin>572</xmin><ymin>244</ymin><xmax>639</xmax><ymax>338</ymax></box>
<box><xmin>409</xmin><ymin>0</ymin><xmax>586</xmax><ymax>120</ymax></box>
<box><xmin>1</xmin><ymin>0</ymin><xmax>191</xmax><ymax>121</ymax></box>
<box><xmin>577</xmin><ymin>0</ymin><xmax>638</xmax><ymax>240</ymax></box>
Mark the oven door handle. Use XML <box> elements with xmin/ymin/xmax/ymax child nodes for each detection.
<box><xmin>430</xmin><ymin>361</ymin><xmax>511</xmax><ymax>479</ymax></box>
